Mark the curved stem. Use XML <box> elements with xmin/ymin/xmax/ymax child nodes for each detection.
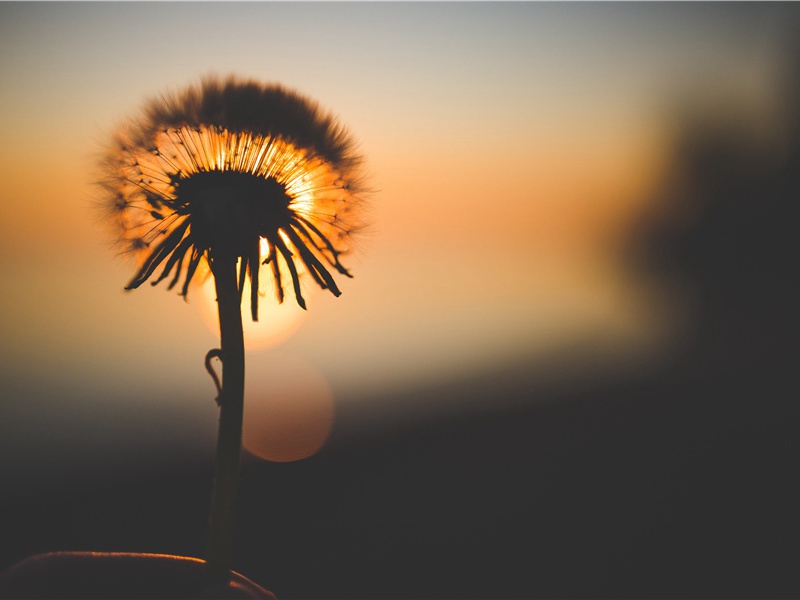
<box><xmin>205</xmin><ymin>255</ymin><xmax>246</xmax><ymax>582</ymax></box>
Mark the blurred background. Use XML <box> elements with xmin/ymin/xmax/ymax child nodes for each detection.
<box><xmin>1</xmin><ymin>2</ymin><xmax>798</xmax><ymax>597</ymax></box>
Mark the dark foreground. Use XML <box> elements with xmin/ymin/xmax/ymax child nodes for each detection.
<box><xmin>1</xmin><ymin>350</ymin><xmax>797</xmax><ymax>599</ymax></box>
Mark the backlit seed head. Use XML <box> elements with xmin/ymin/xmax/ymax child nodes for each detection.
<box><xmin>98</xmin><ymin>75</ymin><xmax>367</xmax><ymax>318</ymax></box>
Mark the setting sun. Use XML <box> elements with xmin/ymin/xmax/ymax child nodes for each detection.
<box><xmin>196</xmin><ymin>272</ymin><xmax>307</xmax><ymax>351</ymax></box>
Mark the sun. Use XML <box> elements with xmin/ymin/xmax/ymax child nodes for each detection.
<box><xmin>196</xmin><ymin>268</ymin><xmax>308</xmax><ymax>351</ymax></box>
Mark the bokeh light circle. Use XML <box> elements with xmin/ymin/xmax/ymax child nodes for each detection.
<box><xmin>242</xmin><ymin>352</ymin><xmax>334</xmax><ymax>463</ymax></box>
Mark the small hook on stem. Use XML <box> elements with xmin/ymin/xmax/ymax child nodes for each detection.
<box><xmin>205</xmin><ymin>348</ymin><xmax>224</xmax><ymax>406</ymax></box>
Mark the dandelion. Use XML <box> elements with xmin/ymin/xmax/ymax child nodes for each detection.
<box><xmin>98</xmin><ymin>75</ymin><xmax>366</xmax><ymax>583</ymax></box>
<box><xmin>101</xmin><ymin>75</ymin><xmax>365</xmax><ymax>315</ymax></box>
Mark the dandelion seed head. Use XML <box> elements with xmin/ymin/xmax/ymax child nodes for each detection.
<box><xmin>99</xmin><ymin>75</ymin><xmax>367</xmax><ymax>317</ymax></box>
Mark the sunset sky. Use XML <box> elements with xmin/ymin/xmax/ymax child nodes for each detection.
<box><xmin>0</xmin><ymin>2</ymin><xmax>793</xmax><ymax>466</ymax></box>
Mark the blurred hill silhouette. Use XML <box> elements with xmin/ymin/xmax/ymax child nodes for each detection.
<box><xmin>241</xmin><ymin>49</ymin><xmax>800</xmax><ymax>592</ymax></box>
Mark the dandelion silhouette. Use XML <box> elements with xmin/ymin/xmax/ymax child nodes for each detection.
<box><xmin>99</xmin><ymin>75</ymin><xmax>365</xmax><ymax>583</ymax></box>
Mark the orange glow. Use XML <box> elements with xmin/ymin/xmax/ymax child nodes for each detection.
<box><xmin>242</xmin><ymin>352</ymin><xmax>334</xmax><ymax>463</ymax></box>
<box><xmin>107</xmin><ymin>117</ymin><xmax>361</xmax><ymax>312</ymax></box>
<box><xmin>196</xmin><ymin>275</ymin><xmax>307</xmax><ymax>351</ymax></box>
<box><xmin>139</xmin><ymin>126</ymin><xmax>346</xmax><ymax>229</ymax></box>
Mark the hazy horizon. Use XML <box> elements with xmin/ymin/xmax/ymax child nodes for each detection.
<box><xmin>1</xmin><ymin>1</ymin><xmax>796</xmax><ymax>465</ymax></box>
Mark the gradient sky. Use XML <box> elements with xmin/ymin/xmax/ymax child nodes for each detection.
<box><xmin>0</xmin><ymin>2</ymin><xmax>793</xmax><ymax>464</ymax></box>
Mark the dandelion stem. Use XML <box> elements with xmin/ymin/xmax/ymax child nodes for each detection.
<box><xmin>205</xmin><ymin>253</ymin><xmax>246</xmax><ymax>582</ymax></box>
